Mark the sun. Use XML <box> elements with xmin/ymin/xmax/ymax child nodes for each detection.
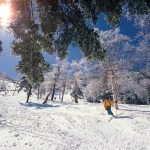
<box><xmin>0</xmin><ymin>4</ymin><xmax>11</xmax><ymax>26</ymax></box>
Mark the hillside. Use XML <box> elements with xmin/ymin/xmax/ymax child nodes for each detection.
<box><xmin>0</xmin><ymin>91</ymin><xmax>150</xmax><ymax>150</ymax></box>
<box><xmin>0</xmin><ymin>73</ymin><xmax>15</xmax><ymax>83</ymax></box>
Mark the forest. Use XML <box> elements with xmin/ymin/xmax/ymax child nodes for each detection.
<box><xmin>0</xmin><ymin>0</ymin><xmax>149</xmax><ymax>104</ymax></box>
<box><xmin>0</xmin><ymin>1</ymin><xmax>150</xmax><ymax>150</ymax></box>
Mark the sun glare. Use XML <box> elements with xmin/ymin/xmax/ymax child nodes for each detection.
<box><xmin>0</xmin><ymin>4</ymin><xmax>11</xmax><ymax>26</ymax></box>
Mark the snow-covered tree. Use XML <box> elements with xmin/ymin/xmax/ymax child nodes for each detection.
<box><xmin>124</xmin><ymin>14</ymin><xmax>150</xmax><ymax>103</ymax></box>
<box><xmin>43</xmin><ymin>64</ymin><xmax>60</xmax><ymax>104</ymax></box>
<box><xmin>70</xmin><ymin>60</ymin><xmax>84</xmax><ymax>103</ymax></box>
<box><xmin>58</xmin><ymin>59</ymin><xmax>70</xmax><ymax>102</ymax></box>
<box><xmin>0</xmin><ymin>73</ymin><xmax>9</xmax><ymax>95</ymax></box>
<box><xmin>97</xmin><ymin>28</ymin><xmax>131</xmax><ymax>107</ymax></box>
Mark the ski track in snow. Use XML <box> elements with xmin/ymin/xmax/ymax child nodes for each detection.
<box><xmin>0</xmin><ymin>92</ymin><xmax>150</xmax><ymax>150</ymax></box>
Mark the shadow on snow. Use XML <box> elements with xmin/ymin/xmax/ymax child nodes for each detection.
<box><xmin>120</xmin><ymin>108</ymin><xmax>150</xmax><ymax>113</ymax></box>
<box><xmin>19</xmin><ymin>102</ymin><xmax>60</xmax><ymax>109</ymax></box>
<box><xmin>116</xmin><ymin>115</ymin><xmax>133</xmax><ymax>119</ymax></box>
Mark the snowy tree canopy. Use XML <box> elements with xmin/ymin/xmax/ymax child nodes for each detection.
<box><xmin>6</xmin><ymin>0</ymin><xmax>149</xmax><ymax>61</ymax></box>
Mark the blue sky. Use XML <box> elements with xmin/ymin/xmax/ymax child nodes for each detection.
<box><xmin>0</xmin><ymin>14</ymin><xmax>138</xmax><ymax>79</ymax></box>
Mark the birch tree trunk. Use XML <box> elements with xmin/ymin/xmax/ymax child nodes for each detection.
<box><xmin>109</xmin><ymin>63</ymin><xmax>119</xmax><ymax>110</ymax></box>
<box><xmin>102</xmin><ymin>60</ymin><xmax>109</xmax><ymax>100</ymax></box>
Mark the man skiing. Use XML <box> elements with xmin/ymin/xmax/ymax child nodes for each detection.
<box><xmin>104</xmin><ymin>97</ymin><xmax>117</xmax><ymax>120</ymax></box>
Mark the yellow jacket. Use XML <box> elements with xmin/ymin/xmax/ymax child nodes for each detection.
<box><xmin>104</xmin><ymin>99</ymin><xmax>115</xmax><ymax>109</ymax></box>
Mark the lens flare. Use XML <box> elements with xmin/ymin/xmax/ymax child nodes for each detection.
<box><xmin>0</xmin><ymin>4</ymin><xmax>11</xmax><ymax>26</ymax></box>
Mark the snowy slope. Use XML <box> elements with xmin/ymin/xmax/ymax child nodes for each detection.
<box><xmin>0</xmin><ymin>73</ymin><xmax>15</xmax><ymax>83</ymax></box>
<box><xmin>0</xmin><ymin>92</ymin><xmax>150</xmax><ymax>150</ymax></box>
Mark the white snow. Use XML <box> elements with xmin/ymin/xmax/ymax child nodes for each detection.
<box><xmin>0</xmin><ymin>91</ymin><xmax>150</xmax><ymax>150</ymax></box>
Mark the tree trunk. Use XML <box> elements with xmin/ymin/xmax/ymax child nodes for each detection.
<box><xmin>51</xmin><ymin>84</ymin><xmax>56</xmax><ymax>101</ymax></box>
<box><xmin>102</xmin><ymin>61</ymin><xmax>109</xmax><ymax>100</ymax></box>
<box><xmin>50</xmin><ymin>66</ymin><xmax>60</xmax><ymax>101</ymax></box>
<box><xmin>37</xmin><ymin>84</ymin><xmax>40</xmax><ymax>99</ymax></box>
<box><xmin>73</xmin><ymin>79</ymin><xmax>78</xmax><ymax>103</ymax></box>
<box><xmin>74</xmin><ymin>95</ymin><xmax>78</xmax><ymax>103</ymax></box>
<box><xmin>109</xmin><ymin>65</ymin><xmax>119</xmax><ymax>110</ymax></box>
<box><xmin>43</xmin><ymin>92</ymin><xmax>51</xmax><ymax>104</ymax></box>
<box><xmin>147</xmin><ymin>85</ymin><xmax>150</xmax><ymax>105</ymax></box>
<box><xmin>61</xmin><ymin>80</ymin><xmax>67</xmax><ymax>102</ymax></box>
<box><xmin>58</xmin><ymin>83</ymin><xmax>61</xmax><ymax>100</ymax></box>
<box><xmin>26</xmin><ymin>86</ymin><xmax>32</xmax><ymax>103</ymax></box>
<box><xmin>39</xmin><ymin>92</ymin><xmax>43</xmax><ymax>99</ymax></box>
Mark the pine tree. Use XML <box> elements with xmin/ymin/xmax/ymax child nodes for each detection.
<box><xmin>10</xmin><ymin>0</ymin><xmax>149</xmax><ymax>62</ymax></box>
<box><xmin>71</xmin><ymin>80</ymin><xmax>83</xmax><ymax>103</ymax></box>
<box><xmin>10</xmin><ymin>1</ymin><xmax>50</xmax><ymax>102</ymax></box>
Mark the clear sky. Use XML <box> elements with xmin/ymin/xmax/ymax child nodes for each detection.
<box><xmin>0</xmin><ymin>13</ymin><xmax>138</xmax><ymax>79</ymax></box>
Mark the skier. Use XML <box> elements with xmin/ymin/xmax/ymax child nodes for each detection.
<box><xmin>104</xmin><ymin>97</ymin><xmax>117</xmax><ymax>120</ymax></box>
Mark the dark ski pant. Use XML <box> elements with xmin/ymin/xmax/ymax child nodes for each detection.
<box><xmin>106</xmin><ymin>107</ymin><xmax>114</xmax><ymax>115</ymax></box>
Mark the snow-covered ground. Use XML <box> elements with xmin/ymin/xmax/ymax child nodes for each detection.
<box><xmin>0</xmin><ymin>91</ymin><xmax>150</xmax><ymax>150</ymax></box>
